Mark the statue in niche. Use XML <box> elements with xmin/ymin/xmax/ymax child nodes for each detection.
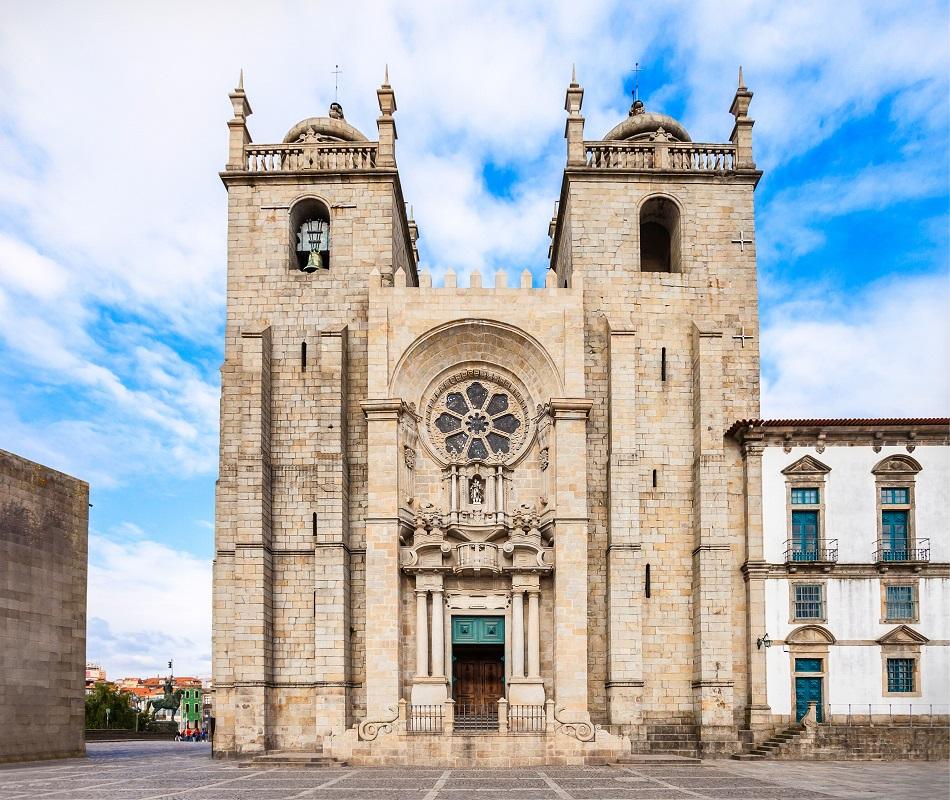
<box><xmin>469</xmin><ymin>476</ymin><xmax>485</xmax><ymax>505</ymax></box>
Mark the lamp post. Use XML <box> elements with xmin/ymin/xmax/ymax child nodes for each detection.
<box><xmin>105</xmin><ymin>707</ymin><xmax>111</xmax><ymax>730</ymax></box>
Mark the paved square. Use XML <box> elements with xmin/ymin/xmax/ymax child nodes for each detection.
<box><xmin>0</xmin><ymin>743</ymin><xmax>945</xmax><ymax>800</ymax></box>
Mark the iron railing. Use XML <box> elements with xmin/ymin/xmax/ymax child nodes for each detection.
<box><xmin>453</xmin><ymin>703</ymin><xmax>498</xmax><ymax>732</ymax></box>
<box><xmin>824</xmin><ymin>704</ymin><xmax>950</xmax><ymax>727</ymax></box>
<box><xmin>784</xmin><ymin>539</ymin><xmax>838</xmax><ymax>563</ymax></box>
<box><xmin>406</xmin><ymin>704</ymin><xmax>443</xmax><ymax>734</ymax></box>
<box><xmin>508</xmin><ymin>704</ymin><xmax>545</xmax><ymax>734</ymax></box>
<box><xmin>874</xmin><ymin>539</ymin><xmax>930</xmax><ymax>563</ymax></box>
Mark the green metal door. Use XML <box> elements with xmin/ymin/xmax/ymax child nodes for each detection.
<box><xmin>452</xmin><ymin>616</ymin><xmax>505</xmax><ymax>644</ymax></box>
<box><xmin>795</xmin><ymin>676</ymin><xmax>823</xmax><ymax>722</ymax></box>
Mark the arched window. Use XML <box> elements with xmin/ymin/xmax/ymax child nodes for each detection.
<box><xmin>289</xmin><ymin>198</ymin><xmax>331</xmax><ymax>272</ymax></box>
<box><xmin>639</xmin><ymin>197</ymin><xmax>681</xmax><ymax>273</ymax></box>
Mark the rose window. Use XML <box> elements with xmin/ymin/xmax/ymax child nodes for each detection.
<box><xmin>427</xmin><ymin>374</ymin><xmax>528</xmax><ymax>463</ymax></box>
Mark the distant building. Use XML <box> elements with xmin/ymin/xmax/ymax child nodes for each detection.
<box><xmin>0</xmin><ymin>448</ymin><xmax>88</xmax><ymax>763</ymax></box>
<box><xmin>180</xmin><ymin>687</ymin><xmax>203</xmax><ymax>730</ymax></box>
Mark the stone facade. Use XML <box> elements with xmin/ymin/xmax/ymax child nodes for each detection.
<box><xmin>212</xmin><ymin>69</ymin><xmax>765</xmax><ymax>763</ymax></box>
<box><xmin>0</xmin><ymin>448</ymin><xmax>88</xmax><ymax>763</ymax></box>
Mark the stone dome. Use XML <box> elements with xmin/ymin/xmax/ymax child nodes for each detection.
<box><xmin>283</xmin><ymin>104</ymin><xmax>369</xmax><ymax>144</ymax></box>
<box><xmin>603</xmin><ymin>100</ymin><xmax>691</xmax><ymax>143</ymax></box>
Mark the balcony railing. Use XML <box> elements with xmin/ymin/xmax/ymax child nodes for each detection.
<box><xmin>244</xmin><ymin>142</ymin><xmax>379</xmax><ymax>173</ymax></box>
<box><xmin>784</xmin><ymin>539</ymin><xmax>838</xmax><ymax>564</ymax></box>
<box><xmin>584</xmin><ymin>141</ymin><xmax>736</xmax><ymax>172</ymax></box>
<box><xmin>454</xmin><ymin>542</ymin><xmax>500</xmax><ymax>573</ymax></box>
<box><xmin>825</xmin><ymin>704</ymin><xmax>950</xmax><ymax>727</ymax></box>
<box><xmin>874</xmin><ymin>539</ymin><xmax>930</xmax><ymax>564</ymax></box>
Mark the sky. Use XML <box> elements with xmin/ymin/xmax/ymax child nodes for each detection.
<box><xmin>0</xmin><ymin>1</ymin><xmax>947</xmax><ymax>681</ymax></box>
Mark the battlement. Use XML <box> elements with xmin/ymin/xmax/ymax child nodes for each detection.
<box><xmin>373</xmin><ymin>266</ymin><xmax>577</xmax><ymax>291</ymax></box>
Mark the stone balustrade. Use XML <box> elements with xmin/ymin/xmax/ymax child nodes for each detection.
<box><xmin>243</xmin><ymin>142</ymin><xmax>379</xmax><ymax>173</ymax></box>
<box><xmin>584</xmin><ymin>141</ymin><xmax>736</xmax><ymax>172</ymax></box>
<box><xmin>454</xmin><ymin>542</ymin><xmax>500</xmax><ymax>573</ymax></box>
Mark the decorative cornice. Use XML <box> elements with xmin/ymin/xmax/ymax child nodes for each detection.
<box><xmin>548</xmin><ymin>397</ymin><xmax>594</xmax><ymax>418</ymax></box>
<box><xmin>728</xmin><ymin>418</ymin><xmax>949</xmax><ymax>449</ymax></box>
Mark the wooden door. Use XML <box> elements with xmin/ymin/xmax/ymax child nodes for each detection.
<box><xmin>453</xmin><ymin>648</ymin><xmax>504</xmax><ymax>710</ymax></box>
<box><xmin>795</xmin><ymin>676</ymin><xmax>823</xmax><ymax>722</ymax></box>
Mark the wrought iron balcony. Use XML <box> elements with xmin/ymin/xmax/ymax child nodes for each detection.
<box><xmin>784</xmin><ymin>539</ymin><xmax>838</xmax><ymax>564</ymax></box>
<box><xmin>874</xmin><ymin>539</ymin><xmax>930</xmax><ymax>564</ymax></box>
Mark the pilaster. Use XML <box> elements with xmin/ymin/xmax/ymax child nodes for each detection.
<box><xmin>361</xmin><ymin>399</ymin><xmax>407</xmax><ymax>719</ymax></box>
<box><xmin>233</xmin><ymin>324</ymin><xmax>273</xmax><ymax>753</ymax></box>
<box><xmin>606</xmin><ymin>329</ymin><xmax>643</xmax><ymax>727</ymax></box>
<box><xmin>740</xmin><ymin>434</ymin><xmax>771</xmax><ymax>735</ymax></box>
<box><xmin>550</xmin><ymin>397</ymin><xmax>593</xmax><ymax>720</ymax></box>
<box><xmin>313</xmin><ymin>327</ymin><xmax>350</xmax><ymax>734</ymax></box>
<box><xmin>690</xmin><ymin>325</ymin><xmax>735</xmax><ymax>750</ymax></box>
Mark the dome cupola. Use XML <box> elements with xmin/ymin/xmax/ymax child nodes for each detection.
<box><xmin>603</xmin><ymin>98</ymin><xmax>691</xmax><ymax>143</ymax></box>
<box><xmin>283</xmin><ymin>103</ymin><xmax>369</xmax><ymax>144</ymax></box>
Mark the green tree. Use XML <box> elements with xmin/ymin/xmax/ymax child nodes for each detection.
<box><xmin>84</xmin><ymin>683</ymin><xmax>139</xmax><ymax>730</ymax></box>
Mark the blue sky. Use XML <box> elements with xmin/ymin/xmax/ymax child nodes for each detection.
<box><xmin>0</xmin><ymin>1</ymin><xmax>947</xmax><ymax>679</ymax></box>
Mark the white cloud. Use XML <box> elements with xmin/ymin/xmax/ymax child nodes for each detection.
<box><xmin>762</xmin><ymin>273</ymin><xmax>950</xmax><ymax>418</ymax></box>
<box><xmin>86</xmin><ymin>533</ymin><xmax>211</xmax><ymax>679</ymax></box>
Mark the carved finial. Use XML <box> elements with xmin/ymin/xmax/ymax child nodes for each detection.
<box><xmin>384</xmin><ymin>63</ymin><xmax>390</xmax><ymax>86</ymax></box>
<box><xmin>571</xmin><ymin>63</ymin><xmax>577</xmax><ymax>85</ymax></box>
<box><xmin>237</xmin><ymin>68</ymin><xmax>244</xmax><ymax>92</ymax></box>
<box><xmin>738</xmin><ymin>65</ymin><xmax>745</xmax><ymax>90</ymax></box>
<box><xmin>470</xmin><ymin>268</ymin><xmax>482</xmax><ymax>288</ymax></box>
<box><xmin>409</xmin><ymin>204</ymin><xmax>414</xmax><ymax>220</ymax></box>
<box><xmin>520</xmin><ymin>269</ymin><xmax>532</xmax><ymax>288</ymax></box>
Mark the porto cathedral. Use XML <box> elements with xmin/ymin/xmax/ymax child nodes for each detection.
<box><xmin>212</xmin><ymin>68</ymin><xmax>914</xmax><ymax>764</ymax></box>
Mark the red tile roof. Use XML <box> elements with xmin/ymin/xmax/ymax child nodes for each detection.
<box><xmin>727</xmin><ymin>418</ymin><xmax>949</xmax><ymax>437</ymax></box>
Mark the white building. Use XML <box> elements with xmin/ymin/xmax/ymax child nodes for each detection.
<box><xmin>730</xmin><ymin>419</ymin><xmax>949</xmax><ymax>726</ymax></box>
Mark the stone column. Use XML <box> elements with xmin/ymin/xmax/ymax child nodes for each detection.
<box><xmin>550</xmin><ymin>398</ymin><xmax>594</xmax><ymax>720</ymax></box>
<box><xmin>415</xmin><ymin>590</ymin><xmax>429</xmax><ymax>678</ymax></box>
<box><xmin>511</xmin><ymin>589</ymin><xmax>525</xmax><ymax>679</ymax></box>
<box><xmin>360</xmin><ymin>399</ymin><xmax>405</xmax><ymax>720</ymax></box>
<box><xmin>527</xmin><ymin>590</ymin><xmax>541</xmax><ymax>678</ymax></box>
<box><xmin>431</xmin><ymin>589</ymin><xmax>445</xmax><ymax>677</ymax></box>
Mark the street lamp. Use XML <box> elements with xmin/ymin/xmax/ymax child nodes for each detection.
<box><xmin>756</xmin><ymin>632</ymin><xmax>772</xmax><ymax>650</ymax></box>
<box><xmin>105</xmin><ymin>707</ymin><xmax>111</xmax><ymax>729</ymax></box>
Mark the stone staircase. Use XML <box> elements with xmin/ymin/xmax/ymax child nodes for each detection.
<box><xmin>630</xmin><ymin>724</ymin><xmax>700</xmax><ymax>761</ymax></box>
<box><xmin>731</xmin><ymin>723</ymin><xmax>806</xmax><ymax>760</ymax></box>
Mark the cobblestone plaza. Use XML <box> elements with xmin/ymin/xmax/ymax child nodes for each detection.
<box><xmin>0</xmin><ymin>743</ymin><xmax>945</xmax><ymax>799</ymax></box>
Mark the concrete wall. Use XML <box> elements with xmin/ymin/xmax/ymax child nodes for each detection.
<box><xmin>0</xmin><ymin>448</ymin><xmax>88</xmax><ymax>763</ymax></box>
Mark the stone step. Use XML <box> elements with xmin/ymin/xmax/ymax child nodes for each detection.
<box><xmin>647</xmin><ymin>733</ymin><xmax>700</xmax><ymax>741</ymax></box>
<box><xmin>646</xmin><ymin>725</ymin><xmax>698</xmax><ymax>734</ymax></box>
<box><xmin>244</xmin><ymin>751</ymin><xmax>340</xmax><ymax>768</ymax></box>
<box><xmin>731</xmin><ymin>753</ymin><xmax>764</xmax><ymax>761</ymax></box>
<box><xmin>616</xmin><ymin>754</ymin><xmax>702</xmax><ymax>766</ymax></box>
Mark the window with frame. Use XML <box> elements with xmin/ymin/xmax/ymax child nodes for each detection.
<box><xmin>791</xmin><ymin>509</ymin><xmax>819</xmax><ymax>560</ymax></box>
<box><xmin>886</xmin><ymin>658</ymin><xmax>915</xmax><ymax>693</ymax></box>
<box><xmin>885</xmin><ymin>585</ymin><xmax>916</xmax><ymax>621</ymax></box>
<box><xmin>791</xmin><ymin>487</ymin><xmax>820</xmax><ymax>505</ymax></box>
<box><xmin>794</xmin><ymin>584</ymin><xmax>824</xmax><ymax>620</ymax></box>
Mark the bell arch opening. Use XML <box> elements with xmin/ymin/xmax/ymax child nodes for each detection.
<box><xmin>639</xmin><ymin>196</ymin><xmax>681</xmax><ymax>273</ymax></box>
<box><xmin>289</xmin><ymin>196</ymin><xmax>331</xmax><ymax>272</ymax></box>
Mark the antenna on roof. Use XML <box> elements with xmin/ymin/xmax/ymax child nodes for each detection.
<box><xmin>332</xmin><ymin>64</ymin><xmax>343</xmax><ymax>103</ymax></box>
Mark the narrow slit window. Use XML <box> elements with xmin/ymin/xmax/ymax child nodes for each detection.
<box><xmin>652</xmin><ymin>469</ymin><xmax>658</xmax><ymax>488</ymax></box>
<box><xmin>645</xmin><ymin>563</ymin><xmax>651</xmax><ymax>598</ymax></box>
<box><xmin>301</xmin><ymin>341</ymin><xmax>307</xmax><ymax>371</ymax></box>
<box><xmin>661</xmin><ymin>347</ymin><xmax>667</xmax><ymax>381</ymax></box>
<box><xmin>312</xmin><ymin>512</ymin><xmax>317</xmax><ymax>537</ymax></box>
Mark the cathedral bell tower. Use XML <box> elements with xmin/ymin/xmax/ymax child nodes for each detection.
<box><xmin>213</xmin><ymin>70</ymin><xmax>418</xmax><ymax>758</ymax></box>
<box><xmin>549</xmin><ymin>68</ymin><xmax>764</xmax><ymax>753</ymax></box>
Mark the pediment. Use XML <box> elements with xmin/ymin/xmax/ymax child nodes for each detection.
<box><xmin>786</xmin><ymin>624</ymin><xmax>836</xmax><ymax>644</ymax></box>
<box><xmin>872</xmin><ymin>455</ymin><xmax>923</xmax><ymax>475</ymax></box>
<box><xmin>781</xmin><ymin>455</ymin><xmax>832</xmax><ymax>476</ymax></box>
<box><xmin>878</xmin><ymin>625</ymin><xmax>929</xmax><ymax>645</ymax></box>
